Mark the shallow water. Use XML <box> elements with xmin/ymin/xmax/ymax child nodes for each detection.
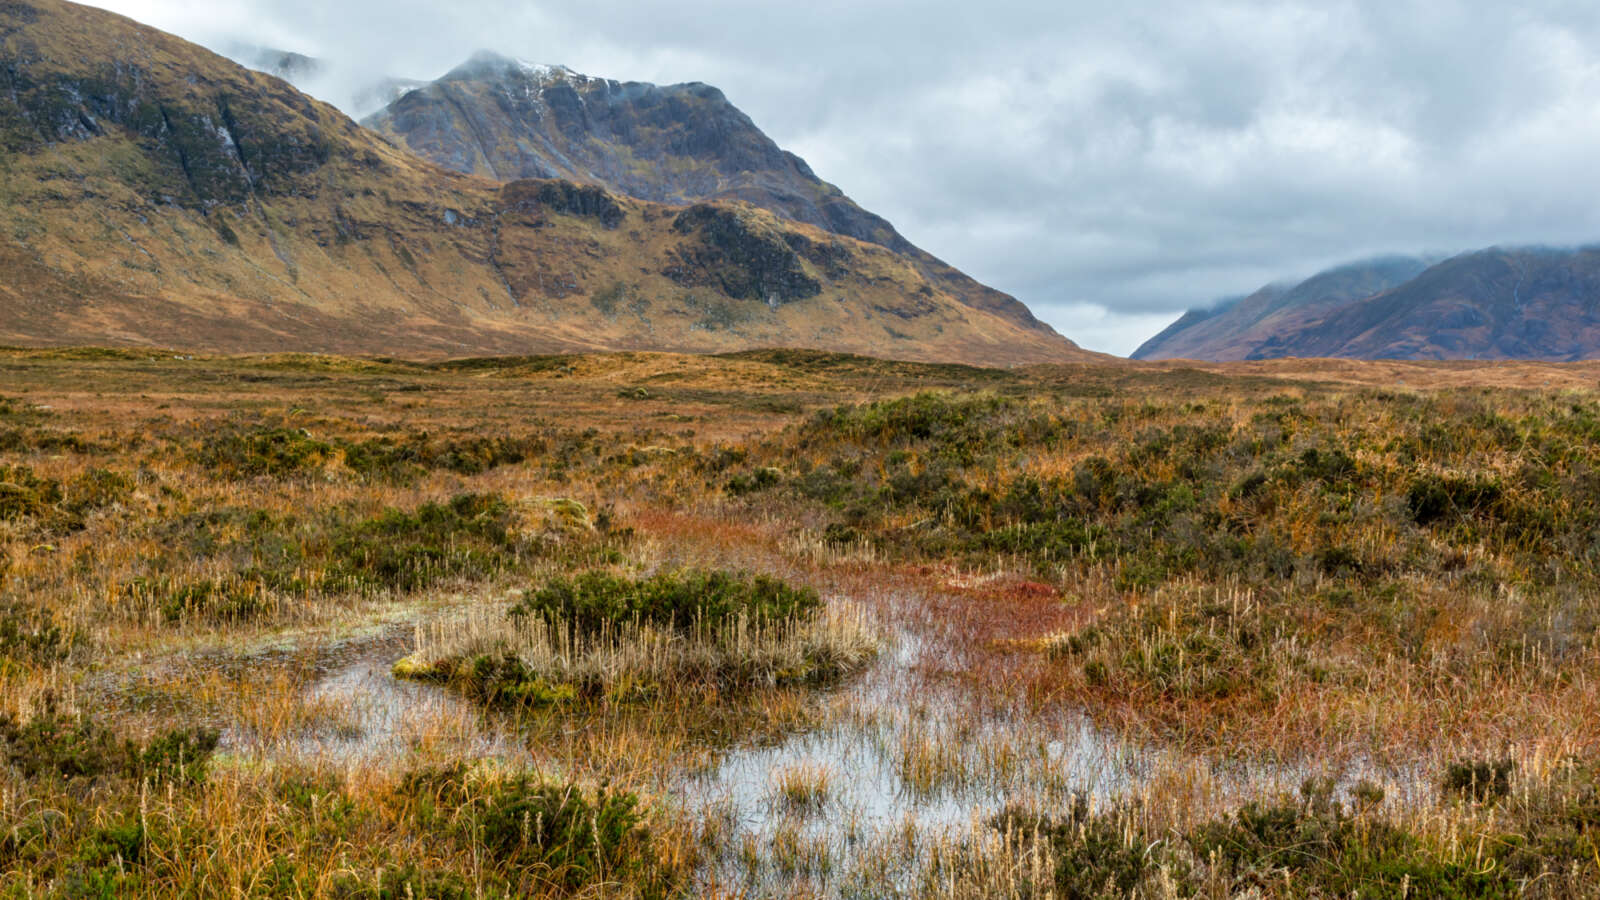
<box><xmin>211</xmin><ymin>598</ymin><xmax>1437</xmax><ymax>896</ymax></box>
<box><xmin>218</xmin><ymin>624</ymin><xmax>529</xmax><ymax>767</ymax></box>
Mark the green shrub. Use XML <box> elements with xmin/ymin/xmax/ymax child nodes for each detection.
<box><xmin>509</xmin><ymin>569</ymin><xmax>821</xmax><ymax>639</ymax></box>
<box><xmin>0</xmin><ymin>464</ymin><xmax>63</xmax><ymax>522</ymax></box>
<box><xmin>195</xmin><ymin>427</ymin><xmax>334</xmax><ymax>478</ymax></box>
<box><xmin>0</xmin><ymin>599</ymin><xmax>73</xmax><ymax>664</ymax></box>
<box><xmin>992</xmin><ymin>795</ymin><xmax>1179</xmax><ymax>899</ymax></box>
<box><xmin>396</xmin><ymin>765</ymin><xmax>669</xmax><ymax>894</ymax></box>
<box><xmin>726</xmin><ymin>466</ymin><xmax>782</xmax><ymax>495</ymax></box>
<box><xmin>325</xmin><ymin>493</ymin><xmax>517</xmax><ymax>594</ymax></box>
<box><xmin>1442</xmin><ymin>759</ymin><xmax>1514</xmax><ymax>803</ymax></box>
<box><xmin>0</xmin><ymin>709</ymin><xmax>218</xmax><ymax>785</ymax></box>
<box><xmin>1406</xmin><ymin>474</ymin><xmax>1506</xmax><ymax>526</ymax></box>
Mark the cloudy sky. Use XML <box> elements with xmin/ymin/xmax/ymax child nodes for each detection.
<box><xmin>82</xmin><ymin>0</ymin><xmax>1600</xmax><ymax>355</ymax></box>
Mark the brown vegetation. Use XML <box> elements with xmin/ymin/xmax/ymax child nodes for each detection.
<box><xmin>0</xmin><ymin>346</ymin><xmax>1598</xmax><ymax>896</ymax></box>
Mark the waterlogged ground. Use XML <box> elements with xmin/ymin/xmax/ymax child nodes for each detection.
<box><xmin>3</xmin><ymin>348</ymin><xmax>1600</xmax><ymax>897</ymax></box>
<box><xmin>189</xmin><ymin>579</ymin><xmax>1445</xmax><ymax>897</ymax></box>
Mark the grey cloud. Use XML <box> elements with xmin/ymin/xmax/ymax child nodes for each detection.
<box><xmin>83</xmin><ymin>0</ymin><xmax>1600</xmax><ymax>355</ymax></box>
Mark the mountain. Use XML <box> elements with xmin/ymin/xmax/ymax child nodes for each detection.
<box><xmin>0</xmin><ymin>0</ymin><xmax>1087</xmax><ymax>364</ymax></box>
<box><xmin>1133</xmin><ymin>249</ymin><xmax>1600</xmax><ymax>362</ymax></box>
<box><xmin>1243</xmin><ymin>248</ymin><xmax>1600</xmax><ymax>361</ymax></box>
<box><xmin>222</xmin><ymin>43</ymin><xmax>322</xmax><ymax>83</ymax></box>
<box><xmin>1134</xmin><ymin>256</ymin><xmax>1433</xmax><ymax>360</ymax></box>
<box><xmin>222</xmin><ymin>43</ymin><xmax>426</xmax><ymax>118</ymax></box>
<box><xmin>362</xmin><ymin>51</ymin><xmax>1044</xmax><ymax>331</ymax></box>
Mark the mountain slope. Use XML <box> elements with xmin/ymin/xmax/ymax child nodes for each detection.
<box><xmin>362</xmin><ymin>51</ymin><xmax>1046</xmax><ymax>331</ymax></box>
<box><xmin>1247</xmin><ymin>248</ymin><xmax>1600</xmax><ymax>361</ymax></box>
<box><xmin>1135</xmin><ymin>249</ymin><xmax>1600</xmax><ymax>362</ymax></box>
<box><xmin>0</xmin><ymin>0</ymin><xmax>1088</xmax><ymax>364</ymax></box>
<box><xmin>1134</xmin><ymin>256</ymin><xmax>1432</xmax><ymax>361</ymax></box>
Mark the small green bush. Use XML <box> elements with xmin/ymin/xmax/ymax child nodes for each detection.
<box><xmin>509</xmin><ymin>569</ymin><xmax>821</xmax><ymax>639</ymax></box>
<box><xmin>1406</xmin><ymin>474</ymin><xmax>1505</xmax><ymax>526</ymax></box>
<box><xmin>195</xmin><ymin>427</ymin><xmax>334</xmax><ymax>478</ymax></box>
<box><xmin>396</xmin><ymin>764</ymin><xmax>668</xmax><ymax>894</ymax></box>
<box><xmin>1442</xmin><ymin>759</ymin><xmax>1514</xmax><ymax>803</ymax></box>
<box><xmin>0</xmin><ymin>709</ymin><xmax>218</xmax><ymax>785</ymax></box>
<box><xmin>992</xmin><ymin>795</ymin><xmax>1178</xmax><ymax>899</ymax></box>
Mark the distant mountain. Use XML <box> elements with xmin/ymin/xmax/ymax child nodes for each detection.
<box><xmin>222</xmin><ymin>43</ymin><xmax>425</xmax><ymax>118</ymax></box>
<box><xmin>1134</xmin><ymin>256</ymin><xmax>1433</xmax><ymax>360</ymax></box>
<box><xmin>0</xmin><ymin>0</ymin><xmax>1089</xmax><ymax>364</ymax></box>
<box><xmin>222</xmin><ymin>43</ymin><xmax>323</xmax><ymax>82</ymax></box>
<box><xmin>362</xmin><ymin>51</ymin><xmax>1045</xmax><ymax>331</ymax></box>
<box><xmin>1134</xmin><ymin>249</ymin><xmax>1600</xmax><ymax>362</ymax></box>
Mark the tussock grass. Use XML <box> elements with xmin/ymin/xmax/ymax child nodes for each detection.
<box><xmin>5</xmin><ymin>349</ymin><xmax>1600</xmax><ymax>896</ymax></box>
<box><xmin>396</xmin><ymin>571</ymin><xmax>876</xmax><ymax>705</ymax></box>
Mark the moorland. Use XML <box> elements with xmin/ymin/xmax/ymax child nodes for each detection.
<box><xmin>1</xmin><ymin>346</ymin><xmax>1599</xmax><ymax>897</ymax></box>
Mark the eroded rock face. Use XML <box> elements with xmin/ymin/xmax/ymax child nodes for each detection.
<box><xmin>500</xmin><ymin>180</ymin><xmax>625</xmax><ymax>229</ymax></box>
<box><xmin>0</xmin><ymin>41</ymin><xmax>342</xmax><ymax>207</ymax></box>
<box><xmin>367</xmin><ymin>53</ymin><xmax>844</xmax><ymax>224</ymax></box>
<box><xmin>668</xmin><ymin>205</ymin><xmax>821</xmax><ymax>304</ymax></box>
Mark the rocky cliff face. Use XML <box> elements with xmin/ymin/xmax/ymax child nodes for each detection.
<box><xmin>0</xmin><ymin>1</ymin><xmax>1090</xmax><ymax>365</ymax></box>
<box><xmin>363</xmin><ymin>51</ymin><xmax>1048</xmax><ymax>332</ymax></box>
<box><xmin>1135</xmin><ymin>250</ymin><xmax>1600</xmax><ymax>362</ymax></box>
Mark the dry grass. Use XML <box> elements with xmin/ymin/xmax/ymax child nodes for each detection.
<box><xmin>0</xmin><ymin>348</ymin><xmax>1597</xmax><ymax>896</ymax></box>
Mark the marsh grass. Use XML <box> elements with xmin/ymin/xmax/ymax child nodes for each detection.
<box><xmin>4</xmin><ymin>349</ymin><xmax>1600</xmax><ymax>897</ymax></box>
<box><xmin>396</xmin><ymin>578</ymin><xmax>876</xmax><ymax>705</ymax></box>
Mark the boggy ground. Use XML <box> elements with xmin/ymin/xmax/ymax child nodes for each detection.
<box><xmin>0</xmin><ymin>345</ymin><xmax>1599</xmax><ymax>897</ymax></box>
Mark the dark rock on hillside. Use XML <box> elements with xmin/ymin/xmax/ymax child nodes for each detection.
<box><xmin>669</xmin><ymin>205</ymin><xmax>821</xmax><ymax>304</ymax></box>
<box><xmin>501</xmin><ymin>180</ymin><xmax>625</xmax><ymax>229</ymax></box>
<box><xmin>0</xmin><ymin>33</ymin><xmax>349</xmax><ymax>207</ymax></box>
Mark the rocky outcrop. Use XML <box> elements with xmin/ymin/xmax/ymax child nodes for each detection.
<box><xmin>501</xmin><ymin>180</ymin><xmax>625</xmax><ymax>229</ymax></box>
<box><xmin>0</xmin><ymin>43</ymin><xmax>343</xmax><ymax>207</ymax></box>
<box><xmin>668</xmin><ymin>205</ymin><xmax>821</xmax><ymax>304</ymax></box>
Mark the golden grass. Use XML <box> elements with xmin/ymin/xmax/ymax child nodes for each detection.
<box><xmin>0</xmin><ymin>349</ymin><xmax>1597</xmax><ymax>896</ymax></box>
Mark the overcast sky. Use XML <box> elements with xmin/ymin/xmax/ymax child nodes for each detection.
<box><xmin>81</xmin><ymin>0</ymin><xmax>1600</xmax><ymax>355</ymax></box>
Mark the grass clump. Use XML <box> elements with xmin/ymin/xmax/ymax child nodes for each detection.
<box><xmin>991</xmin><ymin>795</ymin><xmax>1178</xmax><ymax>899</ymax></box>
<box><xmin>0</xmin><ymin>464</ymin><xmax>131</xmax><ymax>533</ymax></box>
<box><xmin>129</xmin><ymin>493</ymin><xmax>622</xmax><ymax>625</ymax></box>
<box><xmin>771</xmin><ymin>762</ymin><xmax>832</xmax><ymax>815</ymax></box>
<box><xmin>984</xmin><ymin>772</ymin><xmax>1600</xmax><ymax>898</ymax></box>
<box><xmin>509</xmin><ymin>569</ymin><xmax>821</xmax><ymax>637</ymax></box>
<box><xmin>1442</xmin><ymin>758</ymin><xmax>1514</xmax><ymax>803</ymax></box>
<box><xmin>396</xmin><ymin>763</ymin><xmax>675</xmax><ymax>896</ymax></box>
<box><xmin>193</xmin><ymin>425</ymin><xmax>545</xmax><ymax>482</ymax></box>
<box><xmin>398</xmin><ymin>569</ymin><xmax>872</xmax><ymax>704</ymax></box>
<box><xmin>0</xmin><ymin>706</ymin><xmax>218</xmax><ymax>786</ymax></box>
<box><xmin>194</xmin><ymin>427</ymin><xmax>335</xmax><ymax>479</ymax></box>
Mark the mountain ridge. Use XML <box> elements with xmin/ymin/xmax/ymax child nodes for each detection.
<box><xmin>0</xmin><ymin>0</ymin><xmax>1090</xmax><ymax>365</ymax></box>
<box><xmin>1131</xmin><ymin>250</ymin><xmax>1600</xmax><ymax>362</ymax></box>
<box><xmin>362</xmin><ymin>50</ymin><xmax>1047</xmax><ymax>332</ymax></box>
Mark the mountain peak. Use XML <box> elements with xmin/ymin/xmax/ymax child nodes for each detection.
<box><xmin>0</xmin><ymin>0</ymin><xmax>1086</xmax><ymax>363</ymax></box>
<box><xmin>365</xmin><ymin>54</ymin><xmax>1052</xmax><ymax>334</ymax></box>
<box><xmin>445</xmin><ymin>51</ymin><xmax>579</xmax><ymax>84</ymax></box>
